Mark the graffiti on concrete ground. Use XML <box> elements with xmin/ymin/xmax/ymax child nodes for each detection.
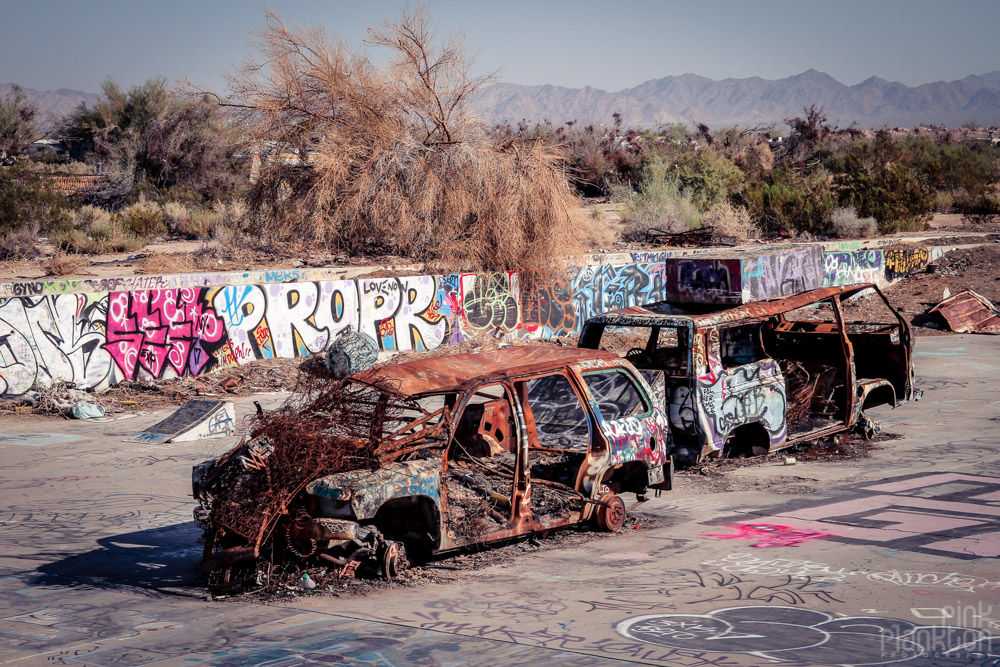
<box><xmin>704</xmin><ymin>472</ymin><xmax>1000</xmax><ymax>559</ymax></box>
<box><xmin>579</xmin><ymin>569</ymin><xmax>844</xmax><ymax>612</ymax></box>
<box><xmin>0</xmin><ymin>433</ymin><xmax>84</xmax><ymax>447</ymax></box>
<box><xmin>421</xmin><ymin>591</ymin><xmax>569</xmax><ymax>622</ymax></box>
<box><xmin>700</xmin><ymin>523</ymin><xmax>831</xmax><ymax>548</ymax></box>
<box><xmin>617</xmin><ymin>605</ymin><xmax>999</xmax><ymax>666</ymax></box>
<box><xmin>702</xmin><ymin>553</ymin><xmax>1000</xmax><ymax>592</ymax></box>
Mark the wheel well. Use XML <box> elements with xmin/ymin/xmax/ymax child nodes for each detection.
<box><xmin>602</xmin><ymin>461</ymin><xmax>650</xmax><ymax>494</ymax></box>
<box><xmin>723</xmin><ymin>423</ymin><xmax>771</xmax><ymax>458</ymax></box>
<box><xmin>372</xmin><ymin>495</ymin><xmax>440</xmax><ymax>559</ymax></box>
<box><xmin>862</xmin><ymin>385</ymin><xmax>896</xmax><ymax>410</ymax></box>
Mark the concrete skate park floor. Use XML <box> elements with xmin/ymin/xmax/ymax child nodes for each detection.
<box><xmin>1</xmin><ymin>336</ymin><xmax>999</xmax><ymax>666</ymax></box>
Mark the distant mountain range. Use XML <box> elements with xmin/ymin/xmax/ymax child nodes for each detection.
<box><xmin>7</xmin><ymin>70</ymin><xmax>1000</xmax><ymax>132</ymax></box>
<box><xmin>472</xmin><ymin>70</ymin><xmax>1000</xmax><ymax>128</ymax></box>
<box><xmin>0</xmin><ymin>84</ymin><xmax>100</xmax><ymax>131</ymax></box>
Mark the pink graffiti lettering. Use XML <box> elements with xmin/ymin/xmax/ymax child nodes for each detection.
<box><xmin>105</xmin><ymin>288</ymin><xmax>225</xmax><ymax>380</ymax></box>
<box><xmin>701</xmin><ymin>523</ymin><xmax>832</xmax><ymax>548</ymax></box>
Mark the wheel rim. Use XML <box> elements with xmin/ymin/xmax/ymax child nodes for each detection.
<box><xmin>381</xmin><ymin>542</ymin><xmax>405</xmax><ymax>579</ymax></box>
<box><xmin>597</xmin><ymin>493</ymin><xmax>626</xmax><ymax>532</ymax></box>
<box><xmin>606</xmin><ymin>498</ymin><xmax>626</xmax><ymax>531</ymax></box>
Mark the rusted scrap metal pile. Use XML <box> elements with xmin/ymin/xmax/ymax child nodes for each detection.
<box><xmin>644</xmin><ymin>225</ymin><xmax>722</xmax><ymax>247</ymax></box>
<box><xmin>194</xmin><ymin>364</ymin><xmax>437</xmax><ymax>590</ymax></box>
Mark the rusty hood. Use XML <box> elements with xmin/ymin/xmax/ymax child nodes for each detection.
<box><xmin>355</xmin><ymin>346</ymin><xmax>619</xmax><ymax>396</ymax></box>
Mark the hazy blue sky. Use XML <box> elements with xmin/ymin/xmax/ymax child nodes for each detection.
<box><xmin>3</xmin><ymin>0</ymin><xmax>998</xmax><ymax>93</ymax></box>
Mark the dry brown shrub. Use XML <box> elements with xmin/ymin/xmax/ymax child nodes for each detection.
<box><xmin>0</xmin><ymin>225</ymin><xmax>39</xmax><ymax>260</ymax></box>
<box><xmin>830</xmin><ymin>206</ymin><xmax>878</xmax><ymax>238</ymax></box>
<box><xmin>221</xmin><ymin>7</ymin><xmax>582</xmax><ymax>272</ymax></box>
<box><xmin>580</xmin><ymin>206</ymin><xmax>618</xmax><ymax>250</ymax></box>
<box><xmin>44</xmin><ymin>250</ymin><xmax>85</xmax><ymax>276</ymax></box>
<box><xmin>703</xmin><ymin>201</ymin><xmax>760</xmax><ymax>241</ymax></box>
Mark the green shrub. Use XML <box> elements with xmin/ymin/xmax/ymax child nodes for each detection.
<box><xmin>933</xmin><ymin>191</ymin><xmax>954</xmax><ymax>213</ymax></box>
<box><xmin>187</xmin><ymin>208</ymin><xmax>220</xmax><ymax>238</ymax></box>
<box><xmin>162</xmin><ymin>201</ymin><xmax>191</xmax><ymax>234</ymax></box>
<box><xmin>115</xmin><ymin>200</ymin><xmax>165</xmax><ymax>237</ymax></box>
<box><xmin>619</xmin><ymin>160</ymin><xmax>702</xmax><ymax>242</ymax></box>
<box><xmin>74</xmin><ymin>204</ymin><xmax>112</xmax><ymax>231</ymax></box>
<box><xmin>0</xmin><ymin>163</ymin><xmax>71</xmax><ymax>237</ymax></box>
<box><xmin>0</xmin><ymin>224</ymin><xmax>40</xmax><ymax>260</ymax></box>
<box><xmin>54</xmin><ymin>219</ymin><xmax>144</xmax><ymax>254</ymax></box>
<box><xmin>741</xmin><ymin>165</ymin><xmax>836</xmax><ymax>235</ymax></box>
<box><xmin>55</xmin><ymin>203</ymin><xmax>147</xmax><ymax>254</ymax></box>
<box><xmin>958</xmin><ymin>193</ymin><xmax>1000</xmax><ymax>224</ymax></box>
<box><xmin>61</xmin><ymin>78</ymin><xmax>241</xmax><ymax>208</ymax></box>
<box><xmin>51</xmin><ymin>228</ymin><xmax>92</xmax><ymax>253</ymax></box>
<box><xmin>157</xmin><ymin>184</ymin><xmax>208</xmax><ymax>208</ymax></box>
<box><xmin>878</xmin><ymin>218</ymin><xmax>930</xmax><ymax>234</ymax></box>
<box><xmin>667</xmin><ymin>149</ymin><xmax>745</xmax><ymax>212</ymax></box>
<box><xmin>831</xmin><ymin>134</ymin><xmax>936</xmax><ymax>229</ymax></box>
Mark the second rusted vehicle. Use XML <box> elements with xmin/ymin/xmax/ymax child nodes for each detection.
<box><xmin>193</xmin><ymin>346</ymin><xmax>671</xmax><ymax>590</ymax></box>
<box><xmin>579</xmin><ymin>284</ymin><xmax>916</xmax><ymax>464</ymax></box>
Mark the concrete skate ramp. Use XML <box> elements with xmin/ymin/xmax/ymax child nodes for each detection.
<box><xmin>130</xmin><ymin>400</ymin><xmax>235</xmax><ymax>444</ymax></box>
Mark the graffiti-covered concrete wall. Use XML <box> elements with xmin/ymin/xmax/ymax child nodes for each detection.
<box><xmin>820</xmin><ymin>246</ymin><xmax>944</xmax><ymax>288</ymax></box>
<box><xmin>820</xmin><ymin>250</ymin><xmax>885</xmax><ymax>288</ymax></box>
<box><xmin>742</xmin><ymin>247</ymin><xmax>825</xmax><ymax>302</ymax></box>
<box><xmin>0</xmin><ymin>243</ymin><xmax>961</xmax><ymax>397</ymax></box>
<box><xmin>0</xmin><ymin>264</ymin><xmax>666</xmax><ymax>397</ymax></box>
<box><xmin>664</xmin><ymin>258</ymin><xmax>743</xmax><ymax>305</ymax></box>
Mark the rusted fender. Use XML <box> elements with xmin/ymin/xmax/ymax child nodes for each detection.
<box><xmin>306</xmin><ymin>458</ymin><xmax>442</xmax><ymax>520</ymax></box>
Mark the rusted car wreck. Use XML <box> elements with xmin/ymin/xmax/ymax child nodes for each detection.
<box><xmin>579</xmin><ymin>284</ymin><xmax>915</xmax><ymax>464</ymax></box>
<box><xmin>193</xmin><ymin>347</ymin><xmax>671</xmax><ymax>591</ymax></box>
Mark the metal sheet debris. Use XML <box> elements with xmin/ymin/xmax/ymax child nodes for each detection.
<box><xmin>929</xmin><ymin>290</ymin><xmax>1000</xmax><ymax>334</ymax></box>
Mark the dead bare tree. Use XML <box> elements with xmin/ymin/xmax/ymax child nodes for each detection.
<box><xmin>220</xmin><ymin>6</ymin><xmax>583</xmax><ymax>272</ymax></box>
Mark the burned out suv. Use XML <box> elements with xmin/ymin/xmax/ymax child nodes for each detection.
<box><xmin>579</xmin><ymin>284</ymin><xmax>915</xmax><ymax>464</ymax></box>
<box><xmin>193</xmin><ymin>346</ymin><xmax>671</xmax><ymax>590</ymax></box>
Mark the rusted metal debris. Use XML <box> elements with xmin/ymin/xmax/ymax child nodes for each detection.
<box><xmin>193</xmin><ymin>346</ymin><xmax>672</xmax><ymax>594</ymax></box>
<box><xmin>929</xmin><ymin>290</ymin><xmax>1000</xmax><ymax>334</ymax></box>
<box><xmin>645</xmin><ymin>225</ymin><xmax>719</xmax><ymax>246</ymax></box>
